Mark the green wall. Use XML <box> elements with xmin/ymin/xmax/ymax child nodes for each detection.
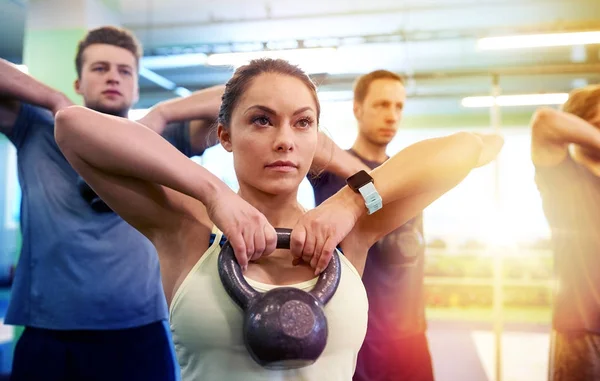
<box><xmin>23</xmin><ymin>28</ymin><xmax>87</xmax><ymax>105</ymax></box>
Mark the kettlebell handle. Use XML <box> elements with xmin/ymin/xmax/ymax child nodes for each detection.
<box><xmin>275</xmin><ymin>228</ymin><xmax>292</xmax><ymax>249</ymax></box>
<box><xmin>218</xmin><ymin>228</ymin><xmax>341</xmax><ymax>310</ymax></box>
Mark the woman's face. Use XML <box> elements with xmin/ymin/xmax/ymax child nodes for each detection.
<box><xmin>220</xmin><ymin>73</ymin><xmax>319</xmax><ymax>196</ymax></box>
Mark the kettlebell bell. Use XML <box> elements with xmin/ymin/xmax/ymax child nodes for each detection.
<box><xmin>218</xmin><ymin>228</ymin><xmax>341</xmax><ymax>370</ymax></box>
<box><xmin>76</xmin><ymin>176</ymin><xmax>112</xmax><ymax>213</ymax></box>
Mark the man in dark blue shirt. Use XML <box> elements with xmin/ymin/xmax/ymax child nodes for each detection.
<box><xmin>0</xmin><ymin>26</ymin><xmax>223</xmax><ymax>381</ymax></box>
<box><xmin>310</xmin><ymin>70</ymin><xmax>433</xmax><ymax>381</ymax></box>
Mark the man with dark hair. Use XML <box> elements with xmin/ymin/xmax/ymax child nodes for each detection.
<box><xmin>531</xmin><ymin>84</ymin><xmax>600</xmax><ymax>381</ymax></box>
<box><xmin>0</xmin><ymin>25</ymin><xmax>223</xmax><ymax>380</ymax></box>
<box><xmin>75</xmin><ymin>26</ymin><xmax>143</xmax><ymax>79</ymax></box>
<box><xmin>72</xmin><ymin>25</ymin><xmax>143</xmax><ymax>118</ymax></box>
<box><xmin>310</xmin><ymin>69</ymin><xmax>435</xmax><ymax>381</ymax></box>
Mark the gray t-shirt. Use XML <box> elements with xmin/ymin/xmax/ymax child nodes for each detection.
<box><xmin>535</xmin><ymin>155</ymin><xmax>600</xmax><ymax>333</ymax></box>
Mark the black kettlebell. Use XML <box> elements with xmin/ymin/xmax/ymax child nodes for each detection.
<box><xmin>76</xmin><ymin>176</ymin><xmax>113</xmax><ymax>213</ymax></box>
<box><xmin>218</xmin><ymin>228</ymin><xmax>341</xmax><ymax>370</ymax></box>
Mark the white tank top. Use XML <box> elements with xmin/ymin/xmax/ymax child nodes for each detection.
<box><xmin>169</xmin><ymin>228</ymin><xmax>368</xmax><ymax>381</ymax></box>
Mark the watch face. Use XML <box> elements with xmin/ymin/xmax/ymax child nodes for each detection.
<box><xmin>347</xmin><ymin>170</ymin><xmax>373</xmax><ymax>189</ymax></box>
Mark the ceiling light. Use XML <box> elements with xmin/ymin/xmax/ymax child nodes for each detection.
<box><xmin>461</xmin><ymin>93</ymin><xmax>569</xmax><ymax>107</ymax></box>
<box><xmin>478</xmin><ymin>31</ymin><xmax>600</xmax><ymax>50</ymax></box>
<box><xmin>206</xmin><ymin>48</ymin><xmax>337</xmax><ymax>74</ymax></box>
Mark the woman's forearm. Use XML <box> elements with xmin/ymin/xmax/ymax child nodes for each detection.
<box><xmin>55</xmin><ymin>105</ymin><xmax>226</xmax><ymax>206</ymax></box>
<box><xmin>337</xmin><ymin>132</ymin><xmax>488</xmax><ymax>218</ymax></box>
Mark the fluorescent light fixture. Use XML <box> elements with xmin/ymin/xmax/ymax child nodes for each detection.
<box><xmin>206</xmin><ymin>48</ymin><xmax>337</xmax><ymax>74</ymax></box>
<box><xmin>266</xmin><ymin>40</ymin><xmax>299</xmax><ymax>50</ymax></box>
<box><xmin>174</xmin><ymin>87</ymin><xmax>192</xmax><ymax>97</ymax></box>
<box><xmin>128</xmin><ymin>108</ymin><xmax>149</xmax><ymax>120</ymax></box>
<box><xmin>139</xmin><ymin>67</ymin><xmax>178</xmax><ymax>90</ymax></box>
<box><xmin>461</xmin><ymin>93</ymin><xmax>569</xmax><ymax>108</ymax></box>
<box><xmin>304</xmin><ymin>38</ymin><xmax>341</xmax><ymax>48</ymax></box>
<box><xmin>478</xmin><ymin>31</ymin><xmax>600</xmax><ymax>50</ymax></box>
<box><xmin>16</xmin><ymin>64</ymin><xmax>28</xmax><ymax>73</ymax></box>
<box><xmin>139</xmin><ymin>67</ymin><xmax>192</xmax><ymax>97</ymax></box>
<box><xmin>141</xmin><ymin>53</ymin><xmax>208</xmax><ymax>70</ymax></box>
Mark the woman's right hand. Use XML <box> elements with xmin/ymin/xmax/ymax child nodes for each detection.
<box><xmin>205</xmin><ymin>188</ymin><xmax>277</xmax><ymax>271</ymax></box>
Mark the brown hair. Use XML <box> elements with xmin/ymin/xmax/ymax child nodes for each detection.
<box><xmin>353</xmin><ymin>70</ymin><xmax>404</xmax><ymax>104</ymax></box>
<box><xmin>75</xmin><ymin>26</ymin><xmax>142</xmax><ymax>78</ymax></box>
<box><xmin>562</xmin><ymin>84</ymin><xmax>600</xmax><ymax>122</ymax></box>
<box><xmin>218</xmin><ymin>58</ymin><xmax>320</xmax><ymax>129</ymax></box>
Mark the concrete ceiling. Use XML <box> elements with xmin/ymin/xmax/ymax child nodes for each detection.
<box><xmin>2</xmin><ymin>0</ymin><xmax>600</xmax><ymax>117</ymax></box>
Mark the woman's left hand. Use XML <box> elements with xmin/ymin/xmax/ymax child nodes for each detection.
<box><xmin>290</xmin><ymin>189</ymin><xmax>364</xmax><ymax>274</ymax></box>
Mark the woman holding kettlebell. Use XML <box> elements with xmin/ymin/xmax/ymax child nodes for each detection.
<box><xmin>54</xmin><ymin>58</ymin><xmax>503</xmax><ymax>380</ymax></box>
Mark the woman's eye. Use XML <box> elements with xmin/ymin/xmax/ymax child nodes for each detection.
<box><xmin>297</xmin><ymin>118</ymin><xmax>313</xmax><ymax>128</ymax></box>
<box><xmin>254</xmin><ymin>116</ymin><xmax>270</xmax><ymax>126</ymax></box>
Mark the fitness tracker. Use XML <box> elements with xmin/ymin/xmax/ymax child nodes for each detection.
<box><xmin>345</xmin><ymin>170</ymin><xmax>382</xmax><ymax>215</ymax></box>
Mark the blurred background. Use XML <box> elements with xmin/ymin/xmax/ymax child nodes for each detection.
<box><xmin>1</xmin><ymin>0</ymin><xmax>600</xmax><ymax>379</ymax></box>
